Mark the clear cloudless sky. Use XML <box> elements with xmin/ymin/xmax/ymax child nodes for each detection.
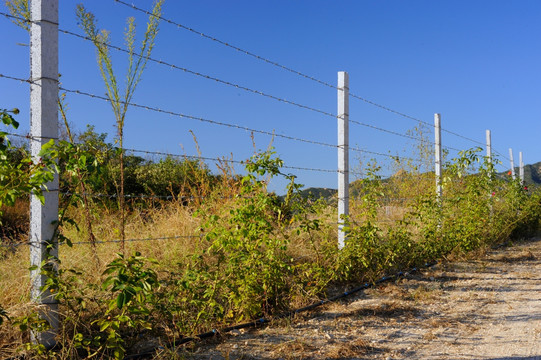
<box><xmin>1</xmin><ymin>0</ymin><xmax>540</xmax><ymax>193</ymax></box>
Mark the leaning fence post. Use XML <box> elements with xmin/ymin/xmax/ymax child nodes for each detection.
<box><xmin>337</xmin><ymin>71</ymin><xmax>349</xmax><ymax>250</ymax></box>
<box><xmin>30</xmin><ymin>0</ymin><xmax>59</xmax><ymax>348</ymax></box>
<box><xmin>434</xmin><ymin>113</ymin><xmax>442</xmax><ymax>201</ymax></box>
<box><xmin>509</xmin><ymin>148</ymin><xmax>515</xmax><ymax>180</ymax></box>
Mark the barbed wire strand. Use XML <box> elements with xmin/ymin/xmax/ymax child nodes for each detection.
<box><xmin>53</xmin><ymin>22</ymin><xmax>447</xmax><ymax>148</ymax></box>
<box><xmin>110</xmin><ymin>2</ymin><xmax>496</xmax><ymax>149</ymax></box>
<box><xmin>124</xmin><ymin>146</ymin><xmax>412</xmax><ymax>174</ymax></box>
<box><xmin>0</xmin><ymin>9</ymin><xmax>441</xmax><ymax>149</ymax></box>
<box><xmin>123</xmin><ymin>147</ymin><xmax>338</xmax><ymax>173</ymax></box>
<box><xmin>0</xmin><ymin>128</ymin><xmax>376</xmax><ymax>177</ymax></box>
<box><xmin>0</xmin><ymin>72</ymin><xmax>511</xmax><ymax>165</ymax></box>
<box><xmin>350</xmin><ymin>119</ymin><xmax>463</xmax><ymax>153</ymax></box>
<box><xmin>1</xmin><ymin>132</ymin><xmax>436</xmax><ymax>202</ymax></box>
<box><xmin>0</xmin><ymin>11</ymin><xmax>506</xmax><ymax>156</ymax></box>
<box><xmin>0</xmin><ymin>11</ymin><xmax>507</xmax><ymax>160</ymax></box>
<box><xmin>58</xmin><ymin>84</ymin><xmax>424</xmax><ymax>164</ymax></box>
<box><xmin>0</xmin><ymin>234</ymin><xmax>201</xmax><ymax>248</ymax></box>
<box><xmin>56</xmin><ymin>30</ymin><xmax>336</xmax><ymax>119</ymax></box>
<box><xmin>113</xmin><ymin>0</ymin><xmax>336</xmax><ymax>89</ymax></box>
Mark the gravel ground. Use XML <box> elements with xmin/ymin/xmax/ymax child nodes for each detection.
<box><xmin>171</xmin><ymin>238</ymin><xmax>541</xmax><ymax>360</ymax></box>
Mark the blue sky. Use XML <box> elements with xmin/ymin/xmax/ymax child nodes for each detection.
<box><xmin>1</xmin><ymin>0</ymin><xmax>540</xmax><ymax>193</ymax></box>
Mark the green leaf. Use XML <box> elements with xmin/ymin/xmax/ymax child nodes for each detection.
<box><xmin>116</xmin><ymin>292</ymin><xmax>126</xmax><ymax>309</ymax></box>
<box><xmin>99</xmin><ymin>321</ymin><xmax>110</xmax><ymax>332</ymax></box>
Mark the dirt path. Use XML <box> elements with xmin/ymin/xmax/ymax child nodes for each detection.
<box><xmin>180</xmin><ymin>238</ymin><xmax>541</xmax><ymax>359</ymax></box>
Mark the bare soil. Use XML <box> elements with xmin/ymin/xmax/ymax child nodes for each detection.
<box><xmin>174</xmin><ymin>238</ymin><xmax>541</xmax><ymax>360</ymax></box>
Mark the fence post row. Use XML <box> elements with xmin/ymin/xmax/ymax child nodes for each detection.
<box><xmin>29</xmin><ymin>0</ymin><xmax>59</xmax><ymax>348</ymax></box>
<box><xmin>434</xmin><ymin>113</ymin><xmax>442</xmax><ymax>200</ymax></box>
<box><xmin>337</xmin><ymin>71</ymin><xmax>349</xmax><ymax>250</ymax></box>
<box><xmin>509</xmin><ymin>148</ymin><xmax>515</xmax><ymax>180</ymax></box>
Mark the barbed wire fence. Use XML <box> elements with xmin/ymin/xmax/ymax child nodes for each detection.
<box><xmin>0</xmin><ymin>4</ymin><xmax>518</xmax><ymax>247</ymax></box>
<box><xmin>0</xmin><ymin>1</ymin><xmax>529</xmax><ymax>348</ymax></box>
<box><xmin>0</xmin><ymin>1</ymin><xmax>520</xmax><ymax>270</ymax></box>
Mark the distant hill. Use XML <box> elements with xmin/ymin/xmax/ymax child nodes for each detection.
<box><xmin>298</xmin><ymin>187</ymin><xmax>337</xmax><ymax>200</ymax></box>
<box><xmin>295</xmin><ymin>161</ymin><xmax>541</xmax><ymax>200</ymax></box>
<box><xmin>496</xmin><ymin>161</ymin><xmax>541</xmax><ymax>186</ymax></box>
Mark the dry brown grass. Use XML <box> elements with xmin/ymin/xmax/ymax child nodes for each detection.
<box><xmin>0</xmin><ymin>247</ymin><xmax>32</xmax><ymax>308</ymax></box>
<box><xmin>271</xmin><ymin>338</ymin><xmax>317</xmax><ymax>359</ymax></box>
<box><xmin>493</xmin><ymin>249</ymin><xmax>536</xmax><ymax>263</ymax></box>
<box><xmin>350</xmin><ymin>301</ymin><xmax>419</xmax><ymax>321</ymax></box>
<box><xmin>323</xmin><ymin>338</ymin><xmax>372</xmax><ymax>359</ymax></box>
<box><xmin>408</xmin><ymin>285</ymin><xmax>442</xmax><ymax>303</ymax></box>
<box><xmin>0</xmin><ymin>199</ymin><xmax>29</xmax><ymax>244</ymax></box>
<box><xmin>0</xmin><ymin>194</ymin><xmax>218</xmax><ymax>354</ymax></box>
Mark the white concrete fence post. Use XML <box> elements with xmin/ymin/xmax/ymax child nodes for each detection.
<box><xmin>509</xmin><ymin>148</ymin><xmax>515</xmax><ymax>180</ymax></box>
<box><xmin>519</xmin><ymin>151</ymin><xmax>524</xmax><ymax>185</ymax></box>
<box><xmin>337</xmin><ymin>71</ymin><xmax>349</xmax><ymax>250</ymax></box>
<box><xmin>486</xmin><ymin>130</ymin><xmax>494</xmax><ymax>216</ymax></box>
<box><xmin>486</xmin><ymin>130</ymin><xmax>492</xmax><ymax>164</ymax></box>
<box><xmin>434</xmin><ymin>113</ymin><xmax>442</xmax><ymax>201</ymax></box>
<box><xmin>30</xmin><ymin>0</ymin><xmax>59</xmax><ymax>348</ymax></box>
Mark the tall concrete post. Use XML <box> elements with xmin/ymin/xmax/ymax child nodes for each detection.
<box><xmin>337</xmin><ymin>72</ymin><xmax>349</xmax><ymax>249</ymax></box>
<box><xmin>485</xmin><ymin>130</ymin><xmax>492</xmax><ymax>164</ymax></box>
<box><xmin>509</xmin><ymin>148</ymin><xmax>515</xmax><ymax>180</ymax></box>
<box><xmin>30</xmin><ymin>0</ymin><xmax>59</xmax><ymax>348</ymax></box>
<box><xmin>485</xmin><ymin>130</ymin><xmax>494</xmax><ymax>216</ymax></box>
<box><xmin>434</xmin><ymin>114</ymin><xmax>442</xmax><ymax>200</ymax></box>
<box><xmin>519</xmin><ymin>151</ymin><xmax>524</xmax><ymax>185</ymax></box>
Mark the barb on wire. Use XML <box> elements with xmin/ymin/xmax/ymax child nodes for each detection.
<box><xmin>283</xmin><ymin>164</ymin><xmax>335</xmax><ymax>173</ymax></box>
<box><xmin>124</xmin><ymin>147</ymin><xmax>243</xmax><ymax>164</ymax></box>
<box><xmin>350</xmin><ymin>93</ymin><xmax>488</xmax><ymax>148</ymax></box>
<box><xmin>0</xmin><ymin>72</ymin><xmax>30</xmax><ymax>84</ymax></box>
<box><xmin>0</xmin><ymin>130</ymin><xmax>56</xmax><ymax>141</ymax></box>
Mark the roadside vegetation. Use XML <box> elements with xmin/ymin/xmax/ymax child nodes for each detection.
<box><xmin>1</xmin><ymin>108</ymin><xmax>539</xmax><ymax>358</ymax></box>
